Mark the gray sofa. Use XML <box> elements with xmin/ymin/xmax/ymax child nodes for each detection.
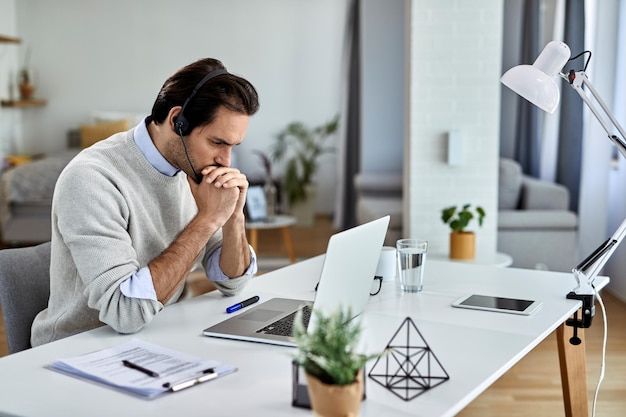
<box><xmin>354</xmin><ymin>158</ymin><xmax>578</xmax><ymax>272</ymax></box>
<box><xmin>497</xmin><ymin>158</ymin><xmax>578</xmax><ymax>272</ymax></box>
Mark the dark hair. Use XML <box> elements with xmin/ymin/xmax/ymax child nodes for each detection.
<box><xmin>151</xmin><ymin>58</ymin><xmax>259</xmax><ymax>130</ymax></box>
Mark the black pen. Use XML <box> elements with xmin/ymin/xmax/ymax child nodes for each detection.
<box><xmin>226</xmin><ymin>295</ymin><xmax>260</xmax><ymax>313</ymax></box>
<box><xmin>122</xmin><ymin>359</ymin><xmax>160</xmax><ymax>378</ymax></box>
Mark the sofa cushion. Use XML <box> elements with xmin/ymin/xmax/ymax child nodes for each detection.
<box><xmin>498</xmin><ymin>158</ymin><xmax>523</xmax><ymax>210</ymax></box>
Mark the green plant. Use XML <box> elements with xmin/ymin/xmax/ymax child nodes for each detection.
<box><xmin>18</xmin><ymin>45</ymin><xmax>32</xmax><ymax>85</ymax></box>
<box><xmin>269</xmin><ymin>115</ymin><xmax>339</xmax><ymax>206</ymax></box>
<box><xmin>441</xmin><ymin>204</ymin><xmax>485</xmax><ymax>232</ymax></box>
<box><xmin>292</xmin><ymin>308</ymin><xmax>381</xmax><ymax>386</ymax></box>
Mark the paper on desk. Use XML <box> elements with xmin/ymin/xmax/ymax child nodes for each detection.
<box><xmin>48</xmin><ymin>338</ymin><xmax>236</xmax><ymax>399</ymax></box>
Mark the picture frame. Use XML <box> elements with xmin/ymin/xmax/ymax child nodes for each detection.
<box><xmin>245</xmin><ymin>186</ymin><xmax>267</xmax><ymax>222</ymax></box>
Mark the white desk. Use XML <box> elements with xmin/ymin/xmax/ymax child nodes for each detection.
<box><xmin>0</xmin><ymin>258</ymin><xmax>607</xmax><ymax>417</ymax></box>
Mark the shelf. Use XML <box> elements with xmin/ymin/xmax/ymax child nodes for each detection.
<box><xmin>0</xmin><ymin>35</ymin><xmax>21</xmax><ymax>44</ymax></box>
<box><xmin>1</xmin><ymin>99</ymin><xmax>47</xmax><ymax>108</ymax></box>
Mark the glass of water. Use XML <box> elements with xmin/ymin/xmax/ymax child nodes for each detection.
<box><xmin>396</xmin><ymin>239</ymin><xmax>428</xmax><ymax>293</ymax></box>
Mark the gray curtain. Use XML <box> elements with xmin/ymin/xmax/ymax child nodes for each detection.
<box><xmin>337</xmin><ymin>0</ymin><xmax>361</xmax><ymax>230</ymax></box>
<box><xmin>503</xmin><ymin>0</ymin><xmax>585</xmax><ymax>213</ymax></box>
<box><xmin>556</xmin><ymin>0</ymin><xmax>585</xmax><ymax>212</ymax></box>
<box><xmin>514</xmin><ymin>0</ymin><xmax>542</xmax><ymax>177</ymax></box>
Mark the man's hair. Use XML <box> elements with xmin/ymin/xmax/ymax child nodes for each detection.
<box><xmin>151</xmin><ymin>58</ymin><xmax>259</xmax><ymax>130</ymax></box>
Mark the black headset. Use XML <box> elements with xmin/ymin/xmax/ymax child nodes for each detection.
<box><xmin>174</xmin><ymin>68</ymin><xmax>228</xmax><ymax>183</ymax></box>
<box><xmin>174</xmin><ymin>68</ymin><xmax>228</xmax><ymax>136</ymax></box>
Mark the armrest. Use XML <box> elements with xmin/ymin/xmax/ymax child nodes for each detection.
<box><xmin>498</xmin><ymin>210</ymin><xmax>577</xmax><ymax>230</ymax></box>
<box><xmin>520</xmin><ymin>176</ymin><xmax>570</xmax><ymax>210</ymax></box>
<box><xmin>354</xmin><ymin>173</ymin><xmax>402</xmax><ymax>197</ymax></box>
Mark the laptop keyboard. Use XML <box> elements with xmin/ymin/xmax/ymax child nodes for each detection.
<box><xmin>256</xmin><ymin>305</ymin><xmax>312</xmax><ymax>336</ymax></box>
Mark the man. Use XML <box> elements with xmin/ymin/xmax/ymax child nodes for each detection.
<box><xmin>31</xmin><ymin>58</ymin><xmax>260</xmax><ymax>346</ymax></box>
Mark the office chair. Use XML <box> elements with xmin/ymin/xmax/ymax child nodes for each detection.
<box><xmin>0</xmin><ymin>242</ymin><xmax>51</xmax><ymax>354</ymax></box>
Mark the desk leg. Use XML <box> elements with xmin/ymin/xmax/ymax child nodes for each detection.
<box><xmin>281</xmin><ymin>226</ymin><xmax>296</xmax><ymax>263</ymax></box>
<box><xmin>249</xmin><ymin>229</ymin><xmax>258</xmax><ymax>254</ymax></box>
<box><xmin>556</xmin><ymin>321</ymin><xmax>588</xmax><ymax>417</ymax></box>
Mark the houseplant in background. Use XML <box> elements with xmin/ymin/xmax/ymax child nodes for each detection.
<box><xmin>18</xmin><ymin>45</ymin><xmax>35</xmax><ymax>100</ymax></box>
<box><xmin>441</xmin><ymin>204</ymin><xmax>485</xmax><ymax>260</ymax></box>
<box><xmin>292</xmin><ymin>308</ymin><xmax>381</xmax><ymax>417</ymax></box>
<box><xmin>269</xmin><ymin>115</ymin><xmax>339</xmax><ymax>226</ymax></box>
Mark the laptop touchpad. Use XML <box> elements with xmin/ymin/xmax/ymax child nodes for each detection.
<box><xmin>238</xmin><ymin>309</ymin><xmax>283</xmax><ymax>322</ymax></box>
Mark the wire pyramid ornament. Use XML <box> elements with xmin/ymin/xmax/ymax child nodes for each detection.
<box><xmin>368</xmin><ymin>317</ymin><xmax>450</xmax><ymax>401</ymax></box>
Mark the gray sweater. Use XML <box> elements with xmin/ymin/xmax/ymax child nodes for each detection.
<box><xmin>31</xmin><ymin>130</ymin><xmax>250</xmax><ymax>346</ymax></box>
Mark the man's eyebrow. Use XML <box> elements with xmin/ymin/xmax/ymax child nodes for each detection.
<box><xmin>211</xmin><ymin>137</ymin><xmax>239</xmax><ymax>146</ymax></box>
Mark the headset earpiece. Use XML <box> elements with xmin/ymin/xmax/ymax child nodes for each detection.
<box><xmin>174</xmin><ymin>114</ymin><xmax>188</xmax><ymax>137</ymax></box>
<box><xmin>175</xmin><ymin>68</ymin><xmax>228</xmax><ymax>137</ymax></box>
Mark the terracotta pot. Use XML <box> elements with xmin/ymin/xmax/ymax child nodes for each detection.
<box><xmin>19</xmin><ymin>82</ymin><xmax>35</xmax><ymax>100</ymax></box>
<box><xmin>305</xmin><ymin>370</ymin><xmax>363</xmax><ymax>417</ymax></box>
<box><xmin>449</xmin><ymin>231</ymin><xmax>475</xmax><ymax>260</ymax></box>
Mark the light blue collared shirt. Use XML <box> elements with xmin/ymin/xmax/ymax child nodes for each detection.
<box><xmin>120</xmin><ymin>118</ymin><xmax>257</xmax><ymax>300</ymax></box>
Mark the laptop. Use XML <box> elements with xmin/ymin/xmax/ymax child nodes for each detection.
<box><xmin>203</xmin><ymin>215</ymin><xmax>390</xmax><ymax>347</ymax></box>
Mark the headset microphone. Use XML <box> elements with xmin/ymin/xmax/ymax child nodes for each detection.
<box><xmin>178</xmin><ymin>132</ymin><xmax>203</xmax><ymax>184</ymax></box>
<box><xmin>174</xmin><ymin>68</ymin><xmax>228</xmax><ymax>184</ymax></box>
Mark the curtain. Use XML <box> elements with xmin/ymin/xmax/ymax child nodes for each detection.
<box><xmin>514</xmin><ymin>0</ymin><xmax>543</xmax><ymax>177</ymax></box>
<box><xmin>556</xmin><ymin>0</ymin><xmax>585</xmax><ymax>212</ymax></box>
<box><xmin>334</xmin><ymin>0</ymin><xmax>361</xmax><ymax>231</ymax></box>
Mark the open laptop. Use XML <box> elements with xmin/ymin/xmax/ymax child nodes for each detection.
<box><xmin>203</xmin><ymin>215</ymin><xmax>390</xmax><ymax>347</ymax></box>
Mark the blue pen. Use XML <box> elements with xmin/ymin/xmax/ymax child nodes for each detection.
<box><xmin>226</xmin><ymin>295</ymin><xmax>260</xmax><ymax>313</ymax></box>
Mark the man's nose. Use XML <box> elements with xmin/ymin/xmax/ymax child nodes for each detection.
<box><xmin>215</xmin><ymin>148</ymin><xmax>231</xmax><ymax>167</ymax></box>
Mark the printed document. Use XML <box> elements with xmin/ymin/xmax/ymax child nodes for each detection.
<box><xmin>49</xmin><ymin>339</ymin><xmax>236</xmax><ymax>398</ymax></box>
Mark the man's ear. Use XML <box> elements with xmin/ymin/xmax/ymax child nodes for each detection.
<box><xmin>169</xmin><ymin>106</ymin><xmax>184</xmax><ymax>136</ymax></box>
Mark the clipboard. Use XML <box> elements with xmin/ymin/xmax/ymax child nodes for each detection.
<box><xmin>48</xmin><ymin>339</ymin><xmax>236</xmax><ymax>399</ymax></box>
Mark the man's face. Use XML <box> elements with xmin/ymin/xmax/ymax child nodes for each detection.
<box><xmin>179</xmin><ymin>106</ymin><xmax>250</xmax><ymax>173</ymax></box>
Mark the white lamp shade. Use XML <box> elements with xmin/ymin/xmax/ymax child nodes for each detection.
<box><xmin>501</xmin><ymin>41</ymin><xmax>571</xmax><ymax>114</ymax></box>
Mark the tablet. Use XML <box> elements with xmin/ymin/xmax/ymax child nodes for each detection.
<box><xmin>451</xmin><ymin>294</ymin><xmax>542</xmax><ymax>316</ymax></box>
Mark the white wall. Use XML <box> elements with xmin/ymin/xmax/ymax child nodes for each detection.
<box><xmin>6</xmin><ymin>0</ymin><xmax>348</xmax><ymax>214</ymax></box>
<box><xmin>406</xmin><ymin>0</ymin><xmax>503</xmax><ymax>256</ymax></box>
<box><xmin>0</xmin><ymin>0</ymin><xmax>20</xmax><ymax>161</ymax></box>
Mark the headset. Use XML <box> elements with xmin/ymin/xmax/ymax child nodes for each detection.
<box><xmin>174</xmin><ymin>68</ymin><xmax>228</xmax><ymax>183</ymax></box>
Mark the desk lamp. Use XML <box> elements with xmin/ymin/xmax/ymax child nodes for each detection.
<box><xmin>501</xmin><ymin>40</ymin><xmax>626</xmax><ymax>336</ymax></box>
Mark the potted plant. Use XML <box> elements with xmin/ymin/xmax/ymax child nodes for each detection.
<box><xmin>441</xmin><ymin>204</ymin><xmax>485</xmax><ymax>260</ymax></box>
<box><xmin>269</xmin><ymin>115</ymin><xmax>339</xmax><ymax>225</ymax></box>
<box><xmin>292</xmin><ymin>308</ymin><xmax>380</xmax><ymax>417</ymax></box>
<box><xmin>18</xmin><ymin>46</ymin><xmax>35</xmax><ymax>100</ymax></box>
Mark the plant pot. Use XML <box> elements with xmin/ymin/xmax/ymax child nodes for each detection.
<box><xmin>305</xmin><ymin>370</ymin><xmax>363</xmax><ymax>417</ymax></box>
<box><xmin>19</xmin><ymin>82</ymin><xmax>35</xmax><ymax>100</ymax></box>
<box><xmin>449</xmin><ymin>231</ymin><xmax>475</xmax><ymax>260</ymax></box>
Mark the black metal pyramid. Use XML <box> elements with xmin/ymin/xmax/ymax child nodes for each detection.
<box><xmin>368</xmin><ymin>317</ymin><xmax>450</xmax><ymax>401</ymax></box>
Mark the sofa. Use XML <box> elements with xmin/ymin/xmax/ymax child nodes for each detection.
<box><xmin>497</xmin><ymin>158</ymin><xmax>578</xmax><ymax>272</ymax></box>
<box><xmin>354</xmin><ymin>158</ymin><xmax>578</xmax><ymax>272</ymax></box>
<box><xmin>354</xmin><ymin>172</ymin><xmax>403</xmax><ymax>247</ymax></box>
<box><xmin>0</xmin><ymin>112</ymin><xmax>143</xmax><ymax>245</ymax></box>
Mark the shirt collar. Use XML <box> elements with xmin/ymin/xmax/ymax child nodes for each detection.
<box><xmin>133</xmin><ymin>117</ymin><xmax>180</xmax><ymax>177</ymax></box>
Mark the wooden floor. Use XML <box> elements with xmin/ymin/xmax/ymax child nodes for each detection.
<box><xmin>1</xmin><ymin>215</ymin><xmax>625</xmax><ymax>416</ymax></box>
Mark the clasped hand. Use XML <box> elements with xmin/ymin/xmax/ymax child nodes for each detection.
<box><xmin>188</xmin><ymin>166</ymin><xmax>248</xmax><ymax>226</ymax></box>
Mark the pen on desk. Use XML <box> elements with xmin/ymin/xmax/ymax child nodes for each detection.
<box><xmin>162</xmin><ymin>367</ymin><xmax>216</xmax><ymax>390</ymax></box>
<box><xmin>122</xmin><ymin>359</ymin><xmax>160</xmax><ymax>378</ymax></box>
<box><xmin>226</xmin><ymin>295</ymin><xmax>260</xmax><ymax>313</ymax></box>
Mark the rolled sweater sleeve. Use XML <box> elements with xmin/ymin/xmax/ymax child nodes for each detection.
<box><xmin>205</xmin><ymin>245</ymin><xmax>257</xmax><ymax>296</ymax></box>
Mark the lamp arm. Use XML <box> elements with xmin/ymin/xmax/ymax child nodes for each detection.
<box><xmin>560</xmin><ymin>71</ymin><xmax>626</xmax><ymax>159</ymax></box>
<box><xmin>558</xmin><ymin>70</ymin><xmax>626</xmax><ymax>329</ymax></box>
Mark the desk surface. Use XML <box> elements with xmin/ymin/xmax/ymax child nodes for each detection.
<box><xmin>0</xmin><ymin>257</ymin><xmax>606</xmax><ymax>417</ymax></box>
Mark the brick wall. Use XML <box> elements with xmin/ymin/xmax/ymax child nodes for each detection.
<box><xmin>405</xmin><ymin>0</ymin><xmax>503</xmax><ymax>256</ymax></box>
